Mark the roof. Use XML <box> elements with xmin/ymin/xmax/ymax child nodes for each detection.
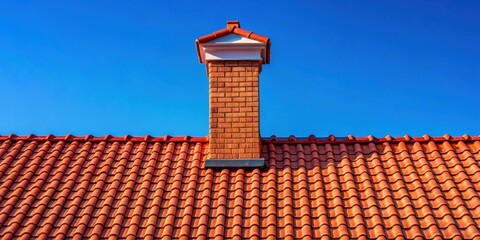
<box><xmin>195</xmin><ymin>20</ymin><xmax>271</xmax><ymax>63</ymax></box>
<box><xmin>1</xmin><ymin>134</ymin><xmax>480</xmax><ymax>239</ymax></box>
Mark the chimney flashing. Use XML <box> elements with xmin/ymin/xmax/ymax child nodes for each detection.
<box><xmin>205</xmin><ymin>158</ymin><xmax>266</xmax><ymax>169</ymax></box>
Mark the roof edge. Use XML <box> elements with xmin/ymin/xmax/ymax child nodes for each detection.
<box><xmin>264</xmin><ymin>134</ymin><xmax>480</xmax><ymax>144</ymax></box>
<box><xmin>1</xmin><ymin>134</ymin><xmax>479</xmax><ymax>144</ymax></box>
<box><xmin>0</xmin><ymin>134</ymin><xmax>209</xmax><ymax>143</ymax></box>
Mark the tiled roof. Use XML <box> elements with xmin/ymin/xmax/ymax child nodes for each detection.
<box><xmin>1</xmin><ymin>134</ymin><xmax>480</xmax><ymax>239</ymax></box>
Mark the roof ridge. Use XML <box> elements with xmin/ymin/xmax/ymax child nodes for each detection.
<box><xmin>1</xmin><ymin>134</ymin><xmax>479</xmax><ymax>143</ymax></box>
<box><xmin>264</xmin><ymin>134</ymin><xmax>480</xmax><ymax>143</ymax></box>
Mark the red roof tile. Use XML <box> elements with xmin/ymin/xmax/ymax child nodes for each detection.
<box><xmin>1</xmin><ymin>134</ymin><xmax>480</xmax><ymax>239</ymax></box>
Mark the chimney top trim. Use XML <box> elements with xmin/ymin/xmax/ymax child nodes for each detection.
<box><xmin>196</xmin><ymin>21</ymin><xmax>270</xmax><ymax>64</ymax></box>
<box><xmin>205</xmin><ymin>33</ymin><xmax>264</xmax><ymax>45</ymax></box>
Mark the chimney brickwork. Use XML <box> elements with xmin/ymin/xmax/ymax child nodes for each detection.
<box><xmin>208</xmin><ymin>60</ymin><xmax>261</xmax><ymax>159</ymax></box>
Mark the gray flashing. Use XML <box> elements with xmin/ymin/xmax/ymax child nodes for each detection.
<box><xmin>205</xmin><ymin>158</ymin><xmax>266</xmax><ymax>169</ymax></box>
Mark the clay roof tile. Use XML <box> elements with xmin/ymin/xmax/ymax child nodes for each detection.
<box><xmin>0</xmin><ymin>135</ymin><xmax>479</xmax><ymax>238</ymax></box>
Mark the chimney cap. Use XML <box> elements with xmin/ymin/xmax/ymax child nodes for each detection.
<box><xmin>196</xmin><ymin>20</ymin><xmax>270</xmax><ymax>64</ymax></box>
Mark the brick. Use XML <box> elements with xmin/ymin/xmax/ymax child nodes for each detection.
<box><xmin>239</xmin><ymin>153</ymin><xmax>254</xmax><ymax>158</ymax></box>
<box><xmin>231</xmin><ymin>148</ymin><xmax>243</xmax><ymax>154</ymax></box>
<box><xmin>239</xmin><ymin>72</ymin><xmax>253</xmax><ymax>77</ymax></box>
<box><xmin>210</xmin><ymin>113</ymin><xmax>225</xmax><ymax>118</ymax></box>
<box><xmin>225</xmin><ymin>82</ymin><xmax>239</xmax><ymax>87</ymax></box>
<box><xmin>213</xmin><ymin>143</ymin><xmax>225</xmax><ymax>149</ymax></box>
<box><xmin>209</xmin><ymin>72</ymin><xmax>225</xmax><ymax>77</ymax></box>
<box><xmin>218</xmin><ymin>67</ymin><xmax>232</xmax><ymax>72</ymax></box>
<box><xmin>226</xmin><ymin>143</ymin><xmax>239</xmax><ymax>149</ymax></box>
<box><xmin>217</xmin><ymin>77</ymin><xmax>233</xmax><ymax>83</ymax></box>
<box><xmin>217</xmin><ymin>97</ymin><xmax>232</xmax><ymax>103</ymax></box>
<box><xmin>218</xmin><ymin>123</ymin><xmax>232</xmax><ymax>128</ymax></box>
<box><xmin>245</xmin><ymin>117</ymin><xmax>256</xmax><ymax>122</ymax></box>
<box><xmin>225</xmin><ymin>72</ymin><xmax>240</xmax><ymax>77</ymax></box>
<box><xmin>232</xmin><ymin>97</ymin><xmax>245</xmax><ymax>103</ymax></box>
<box><xmin>211</xmin><ymin>102</ymin><xmax>225</xmax><ymax>108</ymax></box>
<box><xmin>210</xmin><ymin>128</ymin><xmax>225</xmax><ymax>133</ymax></box>
<box><xmin>225</xmin><ymin>92</ymin><xmax>239</xmax><ymax>97</ymax></box>
<box><xmin>232</xmin><ymin>67</ymin><xmax>246</xmax><ymax>72</ymax></box>
<box><xmin>207</xmin><ymin>60</ymin><xmax>261</xmax><ymax>160</ymax></box>
<box><xmin>231</xmin><ymin>117</ymin><xmax>241</xmax><ymax>123</ymax></box>
<box><xmin>218</xmin><ymin>108</ymin><xmax>231</xmax><ymax>113</ymax></box>
<box><xmin>226</xmin><ymin>102</ymin><xmax>240</xmax><ymax>108</ymax></box>
<box><xmin>232</xmin><ymin>112</ymin><xmax>247</xmax><ymax>117</ymax></box>
<box><xmin>210</xmin><ymin>92</ymin><xmax>225</xmax><ymax>98</ymax></box>
<box><xmin>236</xmin><ymin>133</ymin><xmax>247</xmax><ymax>138</ymax></box>
<box><xmin>219</xmin><ymin>148</ymin><xmax>232</xmax><ymax>154</ymax></box>
<box><xmin>225</xmin><ymin>128</ymin><xmax>238</xmax><ymax>133</ymax></box>
<box><xmin>232</xmin><ymin>123</ymin><xmax>246</xmax><ymax>128</ymax></box>
<box><xmin>246</xmin><ymin>102</ymin><xmax>259</xmax><ymax>107</ymax></box>
<box><xmin>210</xmin><ymin>82</ymin><xmax>224</xmax><ymax>88</ymax></box>
<box><xmin>239</xmin><ymin>92</ymin><xmax>254</xmax><ymax>97</ymax></box>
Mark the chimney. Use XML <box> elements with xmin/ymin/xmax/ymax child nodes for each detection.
<box><xmin>196</xmin><ymin>21</ymin><xmax>270</xmax><ymax>168</ymax></box>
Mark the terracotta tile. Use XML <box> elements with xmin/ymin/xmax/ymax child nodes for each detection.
<box><xmin>0</xmin><ymin>136</ymin><xmax>480</xmax><ymax>238</ymax></box>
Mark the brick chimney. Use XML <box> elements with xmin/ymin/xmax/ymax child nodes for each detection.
<box><xmin>196</xmin><ymin>21</ymin><xmax>270</xmax><ymax>168</ymax></box>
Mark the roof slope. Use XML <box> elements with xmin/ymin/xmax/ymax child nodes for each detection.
<box><xmin>1</xmin><ymin>134</ymin><xmax>480</xmax><ymax>239</ymax></box>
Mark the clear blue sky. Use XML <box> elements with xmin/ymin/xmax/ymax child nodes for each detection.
<box><xmin>0</xmin><ymin>1</ymin><xmax>479</xmax><ymax>138</ymax></box>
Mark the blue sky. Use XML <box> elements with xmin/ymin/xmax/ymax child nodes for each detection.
<box><xmin>0</xmin><ymin>1</ymin><xmax>479</xmax><ymax>138</ymax></box>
